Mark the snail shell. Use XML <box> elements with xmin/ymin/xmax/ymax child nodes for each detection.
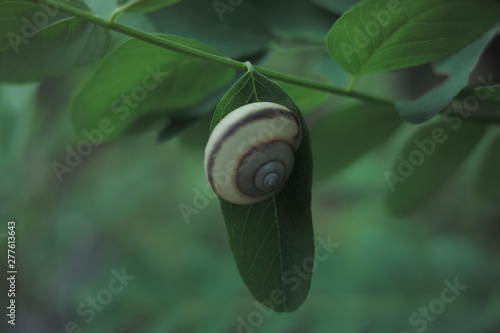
<box><xmin>204</xmin><ymin>102</ymin><xmax>302</xmax><ymax>205</ymax></box>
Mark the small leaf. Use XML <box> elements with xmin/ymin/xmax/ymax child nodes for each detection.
<box><xmin>210</xmin><ymin>70</ymin><xmax>314</xmax><ymax>313</ymax></box>
<box><xmin>395</xmin><ymin>25</ymin><xmax>500</xmax><ymax>124</ymax></box>
<box><xmin>326</xmin><ymin>0</ymin><xmax>500</xmax><ymax>76</ymax></box>
<box><xmin>70</xmin><ymin>35</ymin><xmax>235</xmax><ymax>141</ymax></box>
<box><xmin>386</xmin><ymin>120</ymin><xmax>486</xmax><ymax>216</ymax></box>
<box><xmin>312</xmin><ymin>103</ymin><xmax>402</xmax><ymax>180</ymax></box>
<box><xmin>0</xmin><ymin>0</ymin><xmax>110</xmax><ymax>82</ymax></box>
<box><xmin>117</xmin><ymin>0</ymin><xmax>180</xmax><ymax>14</ymax></box>
<box><xmin>474</xmin><ymin>133</ymin><xmax>500</xmax><ymax>203</ymax></box>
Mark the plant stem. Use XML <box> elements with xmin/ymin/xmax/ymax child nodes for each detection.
<box><xmin>109</xmin><ymin>7</ymin><xmax>125</xmax><ymax>24</ymax></box>
<box><xmin>43</xmin><ymin>0</ymin><xmax>394</xmax><ymax>107</ymax></box>
<box><xmin>346</xmin><ymin>76</ymin><xmax>357</xmax><ymax>91</ymax></box>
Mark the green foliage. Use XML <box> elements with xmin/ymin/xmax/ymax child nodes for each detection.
<box><xmin>386</xmin><ymin>121</ymin><xmax>486</xmax><ymax>215</ymax></box>
<box><xmin>458</xmin><ymin>85</ymin><xmax>500</xmax><ymax>105</ymax></box>
<box><xmin>71</xmin><ymin>35</ymin><xmax>235</xmax><ymax>141</ymax></box>
<box><xmin>326</xmin><ymin>0</ymin><xmax>500</xmax><ymax>76</ymax></box>
<box><xmin>148</xmin><ymin>0</ymin><xmax>271</xmax><ymax>58</ymax></box>
<box><xmin>312</xmin><ymin>103</ymin><xmax>402</xmax><ymax>180</ymax></box>
<box><xmin>395</xmin><ymin>25</ymin><xmax>500</xmax><ymax>124</ymax></box>
<box><xmin>248</xmin><ymin>0</ymin><xmax>337</xmax><ymax>42</ymax></box>
<box><xmin>157</xmin><ymin>115</ymin><xmax>199</xmax><ymax>142</ymax></box>
<box><xmin>0</xmin><ymin>0</ymin><xmax>110</xmax><ymax>82</ymax></box>
<box><xmin>261</xmin><ymin>46</ymin><xmax>330</xmax><ymax>112</ymax></box>
<box><xmin>209</xmin><ymin>70</ymin><xmax>314</xmax><ymax>312</ymax></box>
<box><xmin>116</xmin><ymin>0</ymin><xmax>181</xmax><ymax>14</ymax></box>
<box><xmin>475</xmin><ymin>133</ymin><xmax>500</xmax><ymax>202</ymax></box>
<box><xmin>1</xmin><ymin>0</ymin><xmax>500</xmax><ymax>323</ymax></box>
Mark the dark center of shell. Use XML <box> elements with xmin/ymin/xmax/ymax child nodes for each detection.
<box><xmin>236</xmin><ymin>141</ymin><xmax>295</xmax><ymax>197</ymax></box>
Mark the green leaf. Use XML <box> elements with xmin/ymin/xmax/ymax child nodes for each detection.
<box><xmin>326</xmin><ymin>0</ymin><xmax>500</xmax><ymax>76</ymax></box>
<box><xmin>148</xmin><ymin>0</ymin><xmax>271</xmax><ymax>58</ymax></box>
<box><xmin>395</xmin><ymin>25</ymin><xmax>500</xmax><ymax>124</ymax></box>
<box><xmin>210</xmin><ymin>70</ymin><xmax>314</xmax><ymax>313</ymax></box>
<box><xmin>312</xmin><ymin>103</ymin><xmax>402</xmax><ymax>180</ymax></box>
<box><xmin>0</xmin><ymin>0</ymin><xmax>110</xmax><ymax>82</ymax></box>
<box><xmin>70</xmin><ymin>35</ymin><xmax>235</xmax><ymax>141</ymax></box>
<box><xmin>117</xmin><ymin>0</ymin><xmax>181</xmax><ymax>14</ymax></box>
<box><xmin>386</xmin><ymin>120</ymin><xmax>486</xmax><ymax>216</ymax></box>
<box><xmin>474</xmin><ymin>133</ymin><xmax>500</xmax><ymax>203</ymax></box>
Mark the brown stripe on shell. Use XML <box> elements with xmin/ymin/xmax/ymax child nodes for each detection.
<box><xmin>207</xmin><ymin>107</ymin><xmax>301</xmax><ymax>194</ymax></box>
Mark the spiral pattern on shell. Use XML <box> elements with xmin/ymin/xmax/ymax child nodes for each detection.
<box><xmin>204</xmin><ymin>102</ymin><xmax>302</xmax><ymax>205</ymax></box>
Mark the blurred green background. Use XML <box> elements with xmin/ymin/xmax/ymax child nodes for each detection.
<box><xmin>1</xmin><ymin>0</ymin><xmax>500</xmax><ymax>332</ymax></box>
